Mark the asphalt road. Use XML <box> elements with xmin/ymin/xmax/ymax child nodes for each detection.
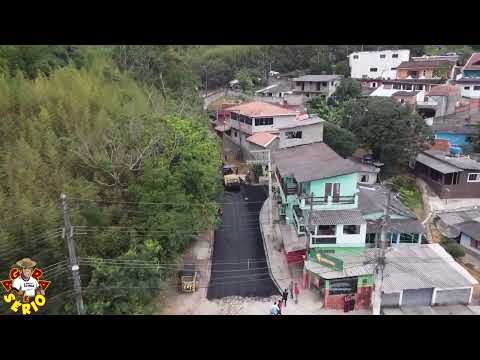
<box><xmin>207</xmin><ymin>184</ymin><xmax>279</xmax><ymax>299</ymax></box>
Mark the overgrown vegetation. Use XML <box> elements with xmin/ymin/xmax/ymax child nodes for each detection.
<box><xmin>0</xmin><ymin>46</ymin><xmax>221</xmax><ymax>314</ymax></box>
<box><xmin>390</xmin><ymin>175</ymin><xmax>423</xmax><ymax>212</ymax></box>
<box><xmin>440</xmin><ymin>236</ymin><xmax>466</xmax><ymax>259</ymax></box>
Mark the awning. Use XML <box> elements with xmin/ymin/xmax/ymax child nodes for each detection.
<box><xmin>214</xmin><ymin>124</ymin><xmax>231</xmax><ymax>132</ymax></box>
<box><xmin>415</xmin><ymin>152</ymin><xmax>461</xmax><ymax>174</ymax></box>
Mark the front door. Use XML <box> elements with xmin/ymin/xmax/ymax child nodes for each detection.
<box><xmin>332</xmin><ymin>183</ymin><xmax>340</xmax><ymax>203</ymax></box>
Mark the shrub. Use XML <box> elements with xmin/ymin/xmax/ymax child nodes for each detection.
<box><xmin>440</xmin><ymin>237</ymin><xmax>466</xmax><ymax>259</ymax></box>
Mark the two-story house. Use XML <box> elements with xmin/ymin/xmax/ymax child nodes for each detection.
<box><xmin>396</xmin><ymin>60</ymin><xmax>455</xmax><ymax>80</ymax></box>
<box><xmin>291</xmin><ymin>75</ymin><xmax>342</xmax><ymax>99</ymax></box>
<box><xmin>414</xmin><ymin>148</ymin><xmax>480</xmax><ymax>199</ymax></box>
<box><xmin>224</xmin><ymin>101</ymin><xmax>324</xmax><ymax>159</ymax></box>
<box><xmin>456</xmin><ymin>53</ymin><xmax>480</xmax><ymax>99</ymax></box>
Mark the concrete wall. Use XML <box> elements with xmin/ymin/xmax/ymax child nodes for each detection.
<box><xmin>349</xmin><ymin>50</ymin><xmax>410</xmax><ymax>80</ymax></box>
<box><xmin>278</xmin><ymin>123</ymin><xmax>323</xmax><ymax>149</ymax></box>
<box><xmin>382</xmin><ymin>292</ymin><xmax>401</xmax><ymax>307</ymax></box>
<box><xmin>293</xmin><ymin>80</ymin><xmax>339</xmax><ymax>98</ymax></box>
<box><xmin>357</xmin><ymin>172</ymin><xmax>377</xmax><ymax>185</ymax></box>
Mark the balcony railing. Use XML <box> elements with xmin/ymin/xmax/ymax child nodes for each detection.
<box><xmin>304</xmin><ymin>195</ymin><xmax>355</xmax><ymax>205</ymax></box>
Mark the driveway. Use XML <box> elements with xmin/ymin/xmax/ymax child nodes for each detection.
<box><xmin>207</xmin><ymin>185</ymin><xmax>279</xmax><ymax>299</ymax></box>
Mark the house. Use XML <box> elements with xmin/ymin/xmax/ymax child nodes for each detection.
<box><xmin>254</xmin><ymin>81</ymin><xmax>305</xmax><ymax>107</ymax></box>
<box><xmin>396</xmin><ymin>60</ymin><xmax>455</xmax><ymax>80</ymax></box>
<box><xmin>272</xmin><ymin>142</ymin><xmax>424</xmax><ymax>256</ymax></box>
<box><xmin>428</xmin><ymin>105</ymin><xmax>480</xmax><ymax>151</ymax></box>
<box><xmin>348</xmin><ymin>49</ymin><xmax>410</xmax><ymax>80</ymax></box>
<box><xmin>379</xmin><ymin>244</ymin><xmax>477</xmax><ymax>308</ymax></box>
<box><xmin>291</xmin><ymin>75</ymin><xmax>342</xmax><ymax>99</ymax></box>
<box><xmin>346</xmin><ymin>159</ymin><xmax>380</xmax><ymax>185</ymax></box>
<box><xmin>421</xmin><ymin>84</ymin><xmax>460</xmax><ymax>117</ymax></box>
<box><xmin>224</xmin><ymin>101</ymin><xmax>324</xmax><ymax>158</ymax></box>
<box><xmin>456</xmin><ymin>53</ymin><xmax>480</xmax><ymax>99</ymax></box>
<box><xmin>358</xmin><ymin>184</ymin><xmax>425</xmax><ymax>247</ymax></box>
<box><xmin>455</xmin><ymin>220</ymin><xmax>480</xmax><ymax>256</ymax></box>
<box><xmin>391</xmin><ymin>91</ymin><xmax>419</xmax><ymax>107</ymax></box>
<box><xmin>414</xmin><ymin>149</ymin><xmax>480</xmax><ymax>199</ymax></box>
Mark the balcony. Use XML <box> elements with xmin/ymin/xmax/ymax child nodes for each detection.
<box><xmin>303</xmin><ymin>195</ymin><xmax>355</xmax><ymax>207</ymax></box>
<box><xmin>275</xmin><ymin>168</ymin><xmax>298</xmax><ymax>200</ymax></box>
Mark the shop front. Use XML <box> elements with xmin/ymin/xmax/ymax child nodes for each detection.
<box><xmin>304</xmin><ymin>249</ymin><xmax>374</xmax><ymax>311</ymax></box>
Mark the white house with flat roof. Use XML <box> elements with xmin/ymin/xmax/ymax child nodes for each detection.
<box><xmin>349</xmin><ymin>49</ymin><xmax>410</xmax><ymax>80</ymax></box>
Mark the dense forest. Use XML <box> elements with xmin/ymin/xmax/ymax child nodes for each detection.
<box><xmin>0</xmin><ymin>45</ymin><xmax>474</xmax><ymax>314</ymax></box>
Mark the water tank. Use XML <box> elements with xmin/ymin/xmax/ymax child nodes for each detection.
<box><xmin>449</xmin><ymin>146</ymin><xmax>462</xmax><ymax>156</ymax></box>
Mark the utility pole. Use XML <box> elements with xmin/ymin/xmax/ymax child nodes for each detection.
<box><xmin>267</xmin><ymin>150</ymin><xmax>273</xmax><ymax>228</ymax></box>
<box><xmin>306</xmin><ymin>192</ymin><xmax>314</xmax><ymax>259</ymax></box>
<box><xmin>61</xmin><ymin>193</ymin><xmax>85</xmax><ymax>315</ymax></box>
<box><xmin>205</xmin><ymin>68</ymin><xmax>208</xmax><ymax>98</ymax></box>
<box><xmin>372</xmin><ymin>187</ymin><xmax>390</xmax><ymax>315</ymax></box>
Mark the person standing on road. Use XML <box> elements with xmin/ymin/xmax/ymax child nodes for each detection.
<box><xmin>277</xmin><ymin>299</ymin><xmax>283</xmax><ymax>315</ymax></box>
<box><xmin>282</xmin><ymin>289</ymin><xmax>288</xmax><ymax>307</ymax></box>
<box><xmin>270</xmin><ymin>302</ymin><xmax>278</xmax><ymax>315</ymax></box>
<box><xmin>294</xmin><ymin>282</ymin><xmax>300</xmax><ymax>304</ymax></box>
<box><xmin>289</xmin><ymin>281</ymin><xmax>294</xmax><ymax>299</ymax></box>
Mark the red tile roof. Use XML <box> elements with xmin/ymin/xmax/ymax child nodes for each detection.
<box><xmin>397</xmin><ymin>60</ymin><xmax>452</xmax><ymax>69</ymax></box>
<box><xmin>246</xmin><ymin>132</ymin><xmax>278</xmax><ymax>148</ymax></box>
<box><xmin>427</xmin><ymin>85</ymin><xmax>460</xmax><ymax>96</ymax></box>
<box><xmin>227</xmin><ymin>101</ymin><xmax>297</xmax><ymax>117</ymax></box>
<box><xmin>464</xmin><ymin>53</ymin><xmax>480</xmax><ymax>71</ymax></box>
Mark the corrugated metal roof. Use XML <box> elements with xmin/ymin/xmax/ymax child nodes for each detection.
<box><xmin>454</xmin><ymin>220</ymin><xmax>480</xmax><ymax>240</ymax></box>
<box><xmin>415</xmin><ymin>152</ymin><xmax>461</xmax><ymax>174</ymax></box>
<box><xmin>380</xmin><ymin>244</ymin><xmax>478</xmax><ymax>293</ymax></box>
<box><xmin>397</xmin><ymin>60</ymin><xmax>452</xmax><ymax>69</ymax></box>
<box><xmin>304</xmin><ymin>259</ymin><xmax>374</xmax><ymax>279</ymax></box>
<box><xmin>358</xmin><ymin>184</ymin><xmax>417</xmax><ymax>218</ymax></box>
<box><xmin>424</xmin><ymin>150</ymin><xmax>480</xmax><ymax>171</ymax></box>
<box><xmin>305</xmin><ymin>209</ymin><xmax>366</xmax><ymax>225</ymax></box>
<box><xmin>366</xmin><ymin>219</ymin><xmax>425</xmax><ymax>234</ymax></box>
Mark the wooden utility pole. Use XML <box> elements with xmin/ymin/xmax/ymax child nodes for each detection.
<box><xmin>306</xmin><ymin>192</ymin><xmax>314</xmax><ymax>259</ymax></box>
<box><xmin>372</xmin><ymin>188</ymin><xmax>390</xmax><ymax>315</ymax></box>
<box><xmin>61</xmin><ymin>193</ymin><xmax>85</xmax><ymax>315</ymax></box>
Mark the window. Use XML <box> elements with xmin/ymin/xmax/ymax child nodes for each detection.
<box><xmin>225</xmin><ymin>129</ymin><xmax>231</xmax><ymax>136</ymax></box>
<box><xmin>474</xmin><ymin>86</ymin><xmax>480</xmax><ymax>91</ymax></box>
<box><xmin>234</xmin><ymin>130</ymin><xmax>238</xmax><ymax>137</ymax></box>
<box><xmin>399</xmin><ymin>233</ymin><xmax>418</xmax><ymax>244</ymax></box>
<box><xmin>362</xmin><ymin>75</ymin><xmax>368</xmax><ymax>79</ymax></box>
<box><xmin>321</xmin><ymin>82</ymin><xmax>327</xmax><ymax>87</ymax></box>
<box><xmin>371</xmin><ymin>82</ymin><xmax>377</xmax><ymax>88</ymax></box>
<box><xmin>444</xmin><ymin>172</ymin><xmax>460</xmax><ymax>185</ymax></box>
<box><xmin>255</xmin><ymin>117</ymin><xmax>273</xmax><ymax>126</ymax></box>
<box><xmin>331</xmin><ymin>81</ymin><xmax>335</xmax><ymax>86</ymax></box>
<box><xmin>392</xmin><ymin>54</ymin><xmax>399</xmax><ymax>58</ymax></box>
<box><xmin>393</xmin><ymin>83</ymin><xmax>402</xmax><ymax>90</ymax></box>
<box><xmin>231</xmin><ymin>112</ymin><xmax>238</xmax><ymax>121</ymax></box>
<box><xmin>380</xmin><ymin>54</ymin><xmax>386</xmax><ymax>59</ymax></box>
<box><xmin>353</xmin><ymin>55</ymin><xmax>359</xmax><ymax>59</ymax></box>
<box><xmin>468</xmin><ymin>173</ymin><xmax>480</xmax><ymax>182</ymax></box>
<box><xmin>391</xmin><ymin>67</ymin><xmax>397</xmax><ymax>70</ymax></box>
<box><xmin>317</xmin><ymin>225</ymin><xmax>336</xmax><ymax>236</ymax></box>
<box><xmin>285</xmin><ymin>131</ymin><xmax>302</xmax><ymax>139</ymax></box>
<box><xmin>343</xmin><ymin>225</ymin><xmax>360</xmax><ymax>235</ymax></box>
<box><xmin>416</xmin><ymin>84</ymin><xmax>424</xmax><ymax>91</ymax></box>
<box><xmin>360</xmin><ymin>175</ymin><xmax>368</xmax><ymax>183</ymax></box>
<box><xmin>245</xmin><ymin>117</ymin><xmax>252</xmax><ymax>125</ymax></box>
<box><xmin>316</xmin><ymin>82</ymin><xmax>321</xmax><ymax>91</ymax></box>
<box><xmin>465</xmin><ymin>86</ymin><xmax>471</xmax><ymax>90</ymax></box>
<box><xmin>405</xmin><ymin>84</ymin><xmax>412</xmax><ymax>90</ymax></box>
<box><xmin>400</xmin><ymin>99</ymin><xmax>405</xmax><ymax>104</ymax></box>
<box><xmin>370</xmin><ymin>68</ymin><xmax>378</xmax><ymax>72</ymax></box>
<box><xmin>312</xmin><ymin>237</ymin><xmax>336</xmax><ymax>245</ymax></box>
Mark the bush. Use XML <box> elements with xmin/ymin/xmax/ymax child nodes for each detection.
<box><xmin>440</xmin><ymin>237</ymin><xmax>466</xmax><ymax>259</ymax></box>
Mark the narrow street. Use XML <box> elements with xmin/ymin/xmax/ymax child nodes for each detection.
<box><xmin>207</xmin><ymin>184</ymin><xmax>279</xmax><ymax>299</ymax></box>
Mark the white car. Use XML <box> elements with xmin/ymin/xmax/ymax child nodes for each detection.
<box><xmin>269</xmin><ymin>70</ymin><xmax>280</xmax><ymax>77</ymax></box>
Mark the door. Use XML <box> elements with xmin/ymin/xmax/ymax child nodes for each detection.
<box><xmin>324</xmin><ymin>183</ymin><xmax>332</xmax><ymax>202</ymax></box>
<box><xmin>401</xmin><ymin>288</ymin><xmax>434</xmax><ymax>306</ymax></box>
<box><xmin>332</xmin><ymin>183</ymin><xmax>340</xmax><ymax>203</ymax></box>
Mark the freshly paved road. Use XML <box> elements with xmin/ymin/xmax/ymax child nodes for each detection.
<box><xmin>207</xmin><ymin>185</ymin><xmax>279</xmax><ymax>299</ymax></box>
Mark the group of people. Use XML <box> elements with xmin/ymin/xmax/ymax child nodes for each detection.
<box><xmin>270</xmin><ymin>281</ymin><xmax>299</xmax><ymax>315</ymax></box>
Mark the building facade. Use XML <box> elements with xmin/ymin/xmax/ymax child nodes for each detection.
<box><xmin>292</xmin><ymin>75</ymin><xmax>342</xmax><ymax>99</ymax></box>
<box><xmin>348</xmin><ymin>49</ymin><xmax>410</xmax><ymax>80</ymax></box>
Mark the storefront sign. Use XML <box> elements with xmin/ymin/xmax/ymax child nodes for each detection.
<box><xmin>312</xmin><ymin>251</ymin><xmax>343</xmax><ymax>271</ymax></box>
<box><xmin>328</xmin><ymin>277</ymin><xmax>357</xmax><ymax>295</ymax></box>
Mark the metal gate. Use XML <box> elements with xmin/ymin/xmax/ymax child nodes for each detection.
<box><xmin>401</xmin><ymin>288</ymin><xmax>434</xmax><ymax>306</ymax></box>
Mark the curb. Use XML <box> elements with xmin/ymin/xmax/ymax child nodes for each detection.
<box><xmin>259</xmin><ymin>198</ymin><xmax>282</xmax><ymax>294</ymax></box>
